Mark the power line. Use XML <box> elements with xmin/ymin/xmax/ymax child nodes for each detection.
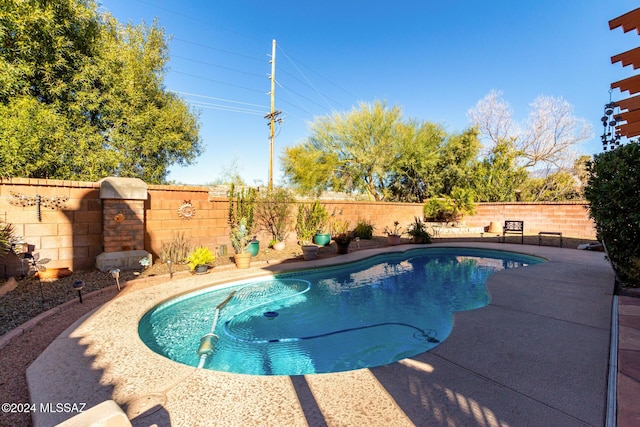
<box><xmin>171</xmin><ymin>70</ymin><xmax>265</xmax><ymax>94</ymax></box>
<box><xmin>172</xmin><ymin>37</ymin><xmax>264</xmax><ymax>62</ymax></box>
<box><xmin>174</xmin><ymin>91</ymin><xmax>267</xmax><ymax>109</ymax></box>
<box><xmin>277</xmin><ymin>46</ymin><xmax>337</xmax><ymax>112</ymax></box>
<box><xmin>172</xmin><ymin>55</ymin><xmax>265</xmax><ymax>79</ymax></box>
<box><xmin>187</xmin><ymin>100</ymin><xmax>267</xmax><ymax>115</ymax></box>
<box><xmin>278</xmin><ymin>43</ymin><xmax>357</xmax><ymax>106</ymax></box>
<box><xmin>135</xmin><ymin>0</ymin><xmax>263</xmax><ymax>43</ymax></box>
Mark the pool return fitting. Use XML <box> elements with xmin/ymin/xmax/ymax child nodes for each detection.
<box><xmin>196</xmin><ymin>291</ymin><xmax>236</xmax><ymax>369</ymax></box>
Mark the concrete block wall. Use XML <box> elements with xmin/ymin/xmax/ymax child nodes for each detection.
<box><xmin>145</xmin><ymin>185</ymin><xmax>230</xmax><ymax>259</ymax></box>
<box><xmin>465</xmin><ymin>202</ymin><xmax>596</xmax><ymax>238</ymax></box>
<box><xmin>0</xmin><ymin>178</ymin><xmax>102</xmax><ymax>277</ymax></box>
<box><xmin>0</xmin><ymin>177</ymin><xmax>598</xmax><ymax>278</ymax></box>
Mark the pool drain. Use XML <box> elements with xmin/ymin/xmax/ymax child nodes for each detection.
<box><xmin>263</xmin><ymin>311</ymin><xmax>279</xmax><ymax>319</ymax></box>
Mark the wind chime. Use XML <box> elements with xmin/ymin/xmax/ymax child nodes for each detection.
<box><xmin>601</xmin><ymin>92</ymin><xmax>623</xmax><ymax>152</ymax></box>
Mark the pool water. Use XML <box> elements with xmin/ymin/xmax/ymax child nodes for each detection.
<box><xmin>139</xmin><ymin>248</ymin><xmax>543</xmax><ymax>375</ymax></box>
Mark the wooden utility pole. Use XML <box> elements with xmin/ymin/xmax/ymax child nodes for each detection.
<box><xmin>265</xmin><ymin>39</ymin><xmax>281</xmax><ymax>190</ymax></box>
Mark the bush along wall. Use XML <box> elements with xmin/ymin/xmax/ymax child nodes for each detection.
<box><xmin>585</xmin><ymin>141</ymin><xmax>640</xmax><ymax>289</ymax></box>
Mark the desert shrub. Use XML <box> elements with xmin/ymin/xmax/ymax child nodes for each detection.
<box><xmin>353</xmin><ymin>219</ymin><xmax>375</xmax><ymax>239</ymax></box>
<box><xmin>255</xmin><ymin>187</ymin><xmax>296</xmax><ymax>242</ymax></box>
<box><xmin>160</xmin><ymin>232</ymin><xmax>193</xmax><ymax>264</ymax></box>
<box><xmin>0</xmin><ymin>219</ymin><xmax>15</xmax><ymax>258</ymax></box>
<box><xmin>423</xmin><ymin>198</ymin><xmax>455</xmax><ymax>222</ymax></box>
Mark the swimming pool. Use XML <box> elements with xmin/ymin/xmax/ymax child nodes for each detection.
<box><xmin>139</xmin><ymin>248</ymin><xmax>544</xmax><ymax>375</ymax></box>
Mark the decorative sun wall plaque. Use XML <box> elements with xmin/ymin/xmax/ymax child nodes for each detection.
<box><xmin>177</xmin><ymin>200</ymin><xmax>195</xmax><ymax>219</ymax></box>
<box><xmin>114</xmin><ymin>212</ymin><xmax>125</xmax><ymax>223</ymax></box>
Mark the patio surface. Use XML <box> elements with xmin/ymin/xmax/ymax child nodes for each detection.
<box><xmin>27</xmin><ymin>242</ymin><xmax>617</xmax><ymax>426</ymax></box>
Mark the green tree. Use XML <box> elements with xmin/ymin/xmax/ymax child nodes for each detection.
<box><xmin>282</xmin><ymin>101</ymin><xmax>404</xmax><ymax>200</ymax></box>
<box><xmin>0</xmin><ymin>0</ymin><xmax>202</xmax><ymax>183</ymax></box>
<box><xmin>520</xmin><ymin>171</ymin><xmax>581</xmax><ymax>201</ymax></box>
<box><xmin>282</xmin><ymin>101</ymin><xmax>481</xmax><ymax>202</ymax></box>
<box><xmin>584</xmin><ymin>142</ymin><xmax>640</xmax><ymax>287</ymax></box>
<box><xmin>434</xmin><ymin>128</ymin><xmax>481</xmax><ymax>195</ymax></box>
<box><xmin>471</xmin><ymin>139</ymin><xmax>528</xmax><ymax>202</ymax></box>
<box><xmin>387</xmin><ymin>121</ymin><xmax>443</xmax><ymax>202</ymax></box>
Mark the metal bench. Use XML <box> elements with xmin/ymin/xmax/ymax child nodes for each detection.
<box><xmin>538</xmin><ymin>231</ymin><xmax>563</xmax><ymax>247</ymax></box>
<box><xmin>502</xmin><ymin>220</ymin><xmax>524</xmax><ymax>244</ymax></box>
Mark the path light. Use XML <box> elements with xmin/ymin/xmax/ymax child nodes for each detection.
<box><xmin>110</xmin><ymin>269</ymin><xmax>121</xmax><ymax>291</ymax></box>
<box><xmin>73</xmin><ymin>280</ymin><xmax>84</xmax><ymax>303</ymax></box>
<box><xmin>166</xmin><ymin>259</ymin><xmax>173</xmax><ymax>280</ymax></box>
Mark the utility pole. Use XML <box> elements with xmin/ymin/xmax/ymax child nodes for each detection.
<box><xmin>265</xmin><ymin>39</ymin><xmax>282</xmax><ymax>191</ymax></box>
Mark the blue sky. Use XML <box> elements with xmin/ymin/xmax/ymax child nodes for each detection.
<box><xmin>101</xmin><ymin>0</ymin><xmax>640</xmax><ymax>185</ymax></box>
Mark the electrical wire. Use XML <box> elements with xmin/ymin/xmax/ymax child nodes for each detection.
<box><xmin>173</xmin><ymin>91</ymin><xmax>267</xmax><ymax>109</ymax></box>
<box><xmin>172</xmin><ymin>55</ymin><xmax>266</xmax><ymax>78</ymax></box>
<box><xmin>171</xmin><ymin>70</ymin><xmax>265</xmax><ymax>94</ymax></box>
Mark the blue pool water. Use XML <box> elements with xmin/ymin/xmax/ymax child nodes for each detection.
<box><xmin>139</xmin><ymin>248</ymin><xmax>544</xmax><ymax>375</ymax></box>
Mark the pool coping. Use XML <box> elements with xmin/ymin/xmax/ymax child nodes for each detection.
<box><xmin>27</xmin><ymin>242</ymin><xmax>616</xmax><ymax>427</ymax></box>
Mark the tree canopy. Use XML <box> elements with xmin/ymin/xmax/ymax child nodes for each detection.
<box><xmin>0</xmin><ymin>0</ymin><xmax>202</xmax><ymax>183</ymax></box>
<box><xmin>281</xmin><ymin>101</ymin><xmax>481</xmax><ymax>201</ymax></box>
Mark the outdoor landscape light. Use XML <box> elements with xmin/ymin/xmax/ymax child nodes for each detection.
<box><xmin>110</xmin><ymin>269</ymin><xmax>121</xmax><ymax>291</ymax></box>
<box><xmin>73</xmin><ymin>280</ymin><xmax>85</xmax><ymax>303</ymax></box>
<box><xmin>166</xmin><ymin>259</ymin><xmax>173</xmax><ymax>279</ymax></box>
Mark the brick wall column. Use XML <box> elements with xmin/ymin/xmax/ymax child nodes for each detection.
<box><xmin>99</xmin><ymin>178</ymin><xmax>148</xmax><ymax>252</ymax></box>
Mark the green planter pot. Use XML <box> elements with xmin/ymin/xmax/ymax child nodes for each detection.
<box><xmin>314</xmin><ymin>233</ymin><xmax>331</xmax><ymax>246</ymax></box>
<box><xmin>247</xmin><ymin>240</ymin><xmax>260</xmax><ymax>257</ymax></box>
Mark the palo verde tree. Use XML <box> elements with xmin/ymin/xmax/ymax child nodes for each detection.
<box><xmin>0</xmin><ymin>0</ymin><xmax>202</xmax><ymax>183</ymax></box>
<box><xmin>282</xmin><ymin>101</ymin><xmax>404</xmax><ymax>201</ymax></box>
<box><xmin>282</xmin><ymin>101</ymin><xmax>482</xmax><ymax>202</ymax></box>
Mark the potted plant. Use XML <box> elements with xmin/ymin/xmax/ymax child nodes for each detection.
<box><xmin>230</xmin><ymin>217</ymin><xmax>252</xmax><ymax>268</ymax></box>
<box><xmin>407</xmin><ymin>217</ymin><xmax>432</xmax><ymax>244</ymax></box>
<box><xmin>353</xmin><ymin>219</ymin><xmax>375</xmax><ymax>240</ymax></box>
<box><xmin>331</xmin><ymin>218</ymin><xmax>352</xmax><ymax>254</ymax></box>
<box><xmin>228</xmin><ymin>185</ymin><xmax>257</xmax><ymax>268</ymax></box>
<box><xmin>296</xmin><ymin>201</ymin><xmax>326</xmax><ymax>260</ymax></box>
<box><xmin>255</xmin><ymin>188</ymin><xmax>296</xmax><ymax>251</ymax></box>
<box><xmin>311</xmin><ymin>203</ymin><xmax>330</xmax><ymax>246</ymax></box>
<box><xmin>384</xmin><ymin>221</ymin><xmax>404</xmax><ymax>245</ymax></box>
<box><xmin>187</xmin><ymin>246</ymin><xmax>215</xmax><ymax>274</ymax></box>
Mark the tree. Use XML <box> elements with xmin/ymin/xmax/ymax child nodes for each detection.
<box><xmin>282</xmin><ymin>101</ymin><xmax>482</xmax><ymax>202</ymax></box>
<box><xmin>471</xmin><ymin>139</ymin><xmax>528</xmax><ymax>202</ymax></box>
<box><xmin>468</xmin><ymin>91</ymin><xmax>593</xmax><ymax>183</ymax></box>
<box><xmin>434</xmin><ymin>128</ymin><xmax>481</xmax><ymax>195</ymax></box>
<box><xmin>584</xmin><ymin>142</ymin><xmax>640</xmax><ymax>287</ymax></box>
<box><xmin>466</xmin><ymin>90</ymin><xmax>514</xmax><ymax>151</ymax></box>
<box><xmin>387</xmin><ymin>121</ymin><xmax>444</xmax><ymax>202</ymax></box>
<box><xmin>0</xmin><ymin>0</ymin><xmax>202</xmax><ymax>183</ymax></box>
<box><xmin>520</xmin><ymin>95</ymin><xmax>593</xmax><ymax>170</ymax></box>
<box><xmin>282</xmin><ymin>101</ymin><xmax>405</xmax><ymax>200</ymax></box>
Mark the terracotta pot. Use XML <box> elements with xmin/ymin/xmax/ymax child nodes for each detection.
<box><xmin>387</xmin><ymin>235</ymin><xmax>402</xmax><ymax>246</ymax></box>
<box><xmin>38</xmin><ymin>267</ymin><xmax>72</xmax><ymax>280</ymax></box>
<box><xmin>234</xmin><ymin>252</ymin><xmax>252</xmax><ymax>269</ymax></box>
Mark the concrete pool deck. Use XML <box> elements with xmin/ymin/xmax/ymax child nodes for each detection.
<box><xmin>27</xmin><ymin>242</ymin><xmax>616</xmax><ymax>426</ymax></box>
